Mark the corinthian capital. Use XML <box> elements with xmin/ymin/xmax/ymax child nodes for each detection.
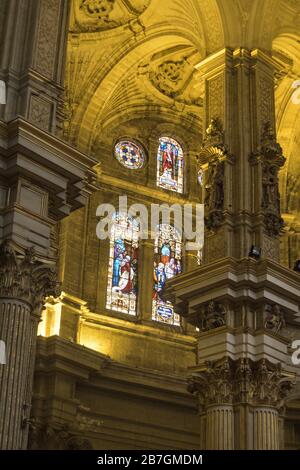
<box><xmin>189</xmin><ymin>357</ymin><xmax>295</xmax><ymax>410</ymax></box>
<box><xmin>0</xmin><ymin>240</ymin><xmax>60</xmax><ymax>314</ymax></box>
<box><xmin>249</xmin><ymin>360</ymin><xmax>295</xmax><ymax>411</ymax></box>
<box><xmin>188</xmin><ymin>358</ymin><xmax>234</xmax><ymax>406</ymax></box>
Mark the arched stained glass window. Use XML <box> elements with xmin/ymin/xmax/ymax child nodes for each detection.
<box><xmin>106</xmin><ymin>213</ymin><xmax>139</xmax><ymax>316</ymax></box>
<box><xmin>157</xmin><ymin>137</ymin><xmax>184</xmax><ymax>193</ymax></box>
<box><xmin>115</xmin><ymin>140</ymin><xmax>145</xmax><ymax>169</ymax></box>
<box><xmin>152</xmin><ymin>224</ymin><xmax>182</xmax><ymax>326</ymax></box>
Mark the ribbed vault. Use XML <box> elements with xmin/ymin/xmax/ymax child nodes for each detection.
<box><xmin>64</xmin><ymin>0</ymin><xmax>300</xmax><ymax>208</ymax></box>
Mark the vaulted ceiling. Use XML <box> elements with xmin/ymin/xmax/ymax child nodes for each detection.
<box><xmin>64</xmin><ymin>0</ymin><xmax>300</xmax><ymax>202</ymax></box>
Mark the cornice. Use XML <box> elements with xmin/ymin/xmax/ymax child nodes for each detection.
<box><xmin>164</xmin><ymin>257</ymin><xmax>300</xmax><ymax>320</ymax></box>
<box><xmin>0</xmin><ymin>118</ymin><xmax>99</xmax><ymax>218</ymax></box>
<box><xmin>0</xmin><ymin>117</ymin><xmax>98</xmax><ymax>173</ymax></box>
<box><xmin>35</xmin><ymin>335</ymin><xmax>196</xmax><ymax>409</ymax></box>
<box><xmin>80</xmin><ymin>311</ymin><xmax>197</xmax><ymax>349</ymax></box>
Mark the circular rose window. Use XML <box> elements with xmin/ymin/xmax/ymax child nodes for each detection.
<box><xmin>114</xmin><ymin>140</ymin><xmax>145</xmax><ymax>169</ymax></box>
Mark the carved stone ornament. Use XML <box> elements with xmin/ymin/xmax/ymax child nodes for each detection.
<box><xmin>149</xmin><ymin>59</ymin><xmax>186</xmax><ymax>98</ymax></box>
<box><xmin>73</xmin><ymin>0</ymin><xmax>151</xmax><ymax>33</ymax></box>
<box><xmin>144</xmin><ymin>54</ymin><xmax>202</xmax><ymax>107</ymax></box>
<box><xmin>286</xmin><ymin>173</ymin><xmax>300</xmax><ymax>213</ymax></box>
<box><xmin>188</xmin><ymin>357</ymin><xmax>295</xmax><ymax>410</ymax></box>
<box><xmin>199</xmin><ymin>118</ymin><xmax>235</xmax><ymax>164</ymax></box>
<box><xmin>250</xmin><ymin>122</ymin><xmax>286</xmax><ymax>237</ymax></box>
<box><xmin>80</xmin><ymin>0</ymin><xmax>115</xmax><ymax>20</ymax></box>
<box><xmin>28</xmin><ymin>420</ymin><xmax>94</xmax><ymax>450</ymax></box>
<box><xmin>264</xmin><ymin>304</ymin><xmax>286</xmax><ymax>334</ymax></box>
<box><xmin>204</xmin><ymin>157</ymin><xmax>225</xmax><ymax>231</ymax></box>
<box><xmin>188</xmin><ymin>358</ymin><xmax>234</xmax><ymax>405</ymax></box>
<box><xmin>197</xmin><ymin>119</ymin><xmax>234</xmax><ymax>231</ymax></box>
<box><xmin>0</xmin><ymin>240</ymin><xmax>60</xmax><ymax>315</ymax></box>
<box><xmin>197</xmin><ymin>300</ymin><xmax>226</xmax><ymax>332</ymax></box>
<box><xmin>203</xmin><ymin>117</ymin><xmax>225</xmax><ymax>149</ymax></box>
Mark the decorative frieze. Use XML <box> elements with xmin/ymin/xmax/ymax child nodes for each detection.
<box><xmin>197</xmin><ymin>300</ymin><xmax>226</xmax><ymax>332</ymax></box>
<box><xmin>28</xmin><ymin>96</ymin><xmax>52</xmax><ymax>132</ymax></box>
<box><xmin>207</xmin><ymin>75</ymin><xmax>224</xmax><ymax>123</ymax></box>
<box><xmin>34</xmin><ymin>0</ymin><xmax>60</xmax><ymax>79</ymax></box>
<box><xmin>258</xmin><ymin>76</ymin><xmax>274</xmax><ymax>126</ymax></box>
<box><xmin>264</xmin><ymin>304</ymin><xmax>286</xmax><ymax>334</ymax></box>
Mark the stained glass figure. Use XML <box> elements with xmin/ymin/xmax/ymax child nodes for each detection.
<box><xmin>106</xmin><ymin>213</ymin><xmax>139</xmax><ymax>316</ymax></box>
<box><xmin>157</xmin><ymin>137</ymin><xmax>184</xmax><ymax>193</ymax></box>
<box><xmin>152</xmin><ymin>224</ymin><xmax>182</xmax><ymax>326</ymax></box>
<box><xmin>115</xmin><ymin>140</ymin><xmax>145</xmax><ymax>169</ymax></box>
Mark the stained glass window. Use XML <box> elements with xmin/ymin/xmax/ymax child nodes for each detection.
<box><xmin>106</xmin><ymin>213</ymin><xmax>139</xmax><ymax>316</ymax></box>
<box><xmin>115</xmin><ymin>140</ymin><xmax>145</xmax><ymax>169</ymax></box>
<box><xmin>152</xmin><ymin>224</ymin><xmax>182</xmax><ymax>326</ymax></box>
<box><xmin>157</xmin><ymin>137</ymin><xmax>184</xmax><ymax>193</ymax></box>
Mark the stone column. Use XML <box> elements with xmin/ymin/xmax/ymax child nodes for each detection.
<box><xmin>0</xmin><ymin>241</ymin><xmax>59</xmax><ymax>449</ymax></box>
<box><xmin>189</xmin><ymin>357</ymin><xmax>295</xmax><ymax>450</ymax></box>
<box><xmin>188</xmin><ymin>358</ymin><xmax>235</xmax><ymax>450</ymax></box>
<box><xmin>206</xmin><ymin>406</ymin><xmax>234</xmax><ymax>450</ymax></box>
<box><xmin>253</xmin><ymin>408</ymin><xmax>279</xmax><ymax>450</ymax></box>
<box><xmin>165</xmin><ymin>47</ymin><xmax>299</xmax><ymax>451</ymax></box>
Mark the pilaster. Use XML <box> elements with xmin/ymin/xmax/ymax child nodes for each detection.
<box><xmin>166</xmin><ymin>48</ymin><xmax>299</xmax><ymax>449</ymax></box>
<box><xmin>196</xmin><ymin>48</ymin><xmax>284</xmax><ymax>263</ymax></box>
<box><xmin>0</xmin><ymin>0</ymin><xmax>70</xmax><ymax>134</ymax></box>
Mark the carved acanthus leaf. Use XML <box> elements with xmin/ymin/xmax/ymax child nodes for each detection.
<box><xmin>189</xmin><ymin>358</ymin><xmax>295</xmax><ymax>410</ymax></box>
<box><xmin>0</xmin><ymin>241</ymin><xmax>60</xmax><ymax>314</ymax></box>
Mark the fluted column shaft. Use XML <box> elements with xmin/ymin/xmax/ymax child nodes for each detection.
<box><xmin>189</xmin><ymin>357</ymin><xmax>294</xmax><ymax>450</ymax></box>
<box><xmin>253</xmin><ymin>407</ymin><xmax>279</xmax><ymax>450</ymax></box>
<box><xmin>0</xmin><ymin>299</ymin><xmax>37</xmax><ymax>449</ymax></box>
<box><xmin>206</xmin><ymin>405</ymin><xmax>234</xmax><ymax>450</ymax></box>
<box><xmin>0</xmin><ymin>241</ymin><xmax>58</xmax><ymax>449</ymax></box>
